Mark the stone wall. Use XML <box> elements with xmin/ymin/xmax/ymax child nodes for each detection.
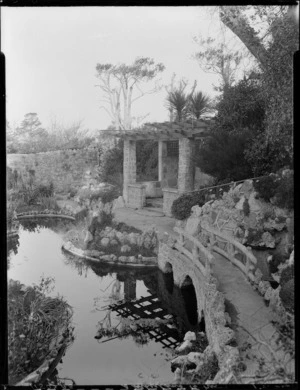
<box><xmin>127</xmin><ymin>184</ymin><xmax>146</xmax><ymax>209</ymax></box>
<box><xmin>162</xmin><ymin>188</ymin><xmax>181</xmax><ymax>216</ymax></box>
<box><xmin>7</xmin><ymin>147</ymin><xmax>99</xmax><ymax>193</ymax></box>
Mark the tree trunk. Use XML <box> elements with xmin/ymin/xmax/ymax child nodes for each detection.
<box><xmin>219</xmin><ymin>6</ymin><xmax>269</xmax><ymax>70</ymax></box>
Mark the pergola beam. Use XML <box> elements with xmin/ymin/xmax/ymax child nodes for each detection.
<box><xmin>98</xmin><ymin>118</ymin><xmax>212</xmax><ymax>141</ymax></box>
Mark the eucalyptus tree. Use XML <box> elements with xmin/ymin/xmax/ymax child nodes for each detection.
<box><xmin>95</xmin><ymin>57</ymin><xmax>165</xmax><ymax>130</ymax></box>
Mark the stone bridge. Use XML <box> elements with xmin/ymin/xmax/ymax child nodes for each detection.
<box><xmin>158</xmin><ymin>226</ymin><xmax>294</xmax><ymax>383</ymax></box>
<box><xmin>158</xmin><ymin>230</ymin><xmax>213</xmax><ymax>325</ymax></box>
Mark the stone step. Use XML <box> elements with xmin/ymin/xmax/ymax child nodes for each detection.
<box><xmin>135</xmin><ymin>208</ymin><xmax>165</xmax><ymax>217</ymax></box>
<box><xmin>146</xmin><ymin>197</ymin><xmax>163</xmax><ymax>208</ymax></box>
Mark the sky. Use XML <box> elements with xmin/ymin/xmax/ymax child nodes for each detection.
<box><xmin>2</xmin><ymin>6</ymin><xmax>224</xmax><ymax>133</ymax></box>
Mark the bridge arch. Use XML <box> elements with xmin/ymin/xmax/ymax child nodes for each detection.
<box><xmin>162</xmin><ymin>262</ymin><xmax>174</xmax><ymax>294</ymax></box>
<box><xmin>158</xmin><ymin>247</ymin><xmax>206</xmax><ymax>323</ymax></box>
<box><xmin>180</xmin><ymin>275</ymin><xmax>198</xmax><ymax>326</ymax></box>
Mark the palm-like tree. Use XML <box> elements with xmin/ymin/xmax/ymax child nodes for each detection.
<box><xmin>189</xmin><ymin>91</ymin><xmax>211</xmax><ymax>120</ymax></box>
<box><xmin>166</xmin><ymin>89</ymin><xmax>190</xmax><ymax>122</ymax></box>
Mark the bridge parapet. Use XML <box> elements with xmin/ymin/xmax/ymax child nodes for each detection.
<box><xmin>200</xmin><ymin>224</ymin><xmax>257</xmax><ymax>282</ymax></box>
<box><xmin>173</xmin><ymin>226</ymin><xmax>213</xmax><ymax>278</ymax></box>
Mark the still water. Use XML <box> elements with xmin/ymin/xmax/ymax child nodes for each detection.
<box><xmin>8</xmin><ymin>220</ymin><xmax>200</xmax><ymax>385</ymax></box>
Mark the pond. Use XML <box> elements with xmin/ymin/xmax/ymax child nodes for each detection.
<box><xmin>8</xmin><ymin>219</ymin><xmax>204</xmax><ymax>385</ymax></box>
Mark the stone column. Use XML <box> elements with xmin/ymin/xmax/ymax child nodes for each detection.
<box><xmin>178</xmin><ymin>138</ymin><xmax>194</xmax><ymax>193</ymax></box>
<box><xmin>158</xmin><ymin>140</ymin><xmax>164</xmax><ymax>182</ymax></box>
<box><xmin>123</xmin><ymin>139</ymin><xmax>136</xmax><ymax>204</ymax></box>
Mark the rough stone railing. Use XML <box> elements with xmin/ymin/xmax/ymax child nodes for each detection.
<box><xmin>173</xmin><ymin>226</ymin><xmax>213</xmax><ymax>277</ymax></box>
<box><xmin>201</xmin><ymin>224</ymin><xmax>257</xmax><ymax>282</ymax></box>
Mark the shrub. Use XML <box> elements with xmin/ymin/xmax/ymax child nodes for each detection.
<box><xmin>196</xmin><ymin>129</ymin><xmax>253</xmax><ymax>182</ymax></box>
<box><xmin>171</xmin><ymin>192</ymin><xmax>206</xmax><ymax>220</ymax></box>
<box><xmin>8</xmin><ymin>278</ymin><xmax>73</xmax><ymax>384</ymax></box>
<box><xmin>273</xmin><ymin>171</ymin><xmax>294</xmax><ymax>209</ymax></box>
<box><xmin>268</xmin><ymin>253</ymin><xmax>289</xmax><ymax>274</ymax></box>
<box><xmin>253</xmin><ymin>175</ymin><xmax>278</xmax><ymax>202</ymax></box>
<box><xmin>280</xmin><ymin>265</ymin><xmax>294</xmax><ymax>286</ymax></box>
<box><xmin>38</xmin><ymin>196</ymin><xmax>60</xmax><ymax>211</ymax></box>
<box><xmin>279</xmin><ymin>278</ymin><xmax>294</xmax><ymax>314</ymax></box>
<box><xmin>253</xmin><ymin>171</ymin><xmax>293</xmax><ymax>210</ymax></box>
<box><xmin>98</xmin><ymin>140</ymin><xmax>123</xmax><ymax>190</ymax></box>
<box><xmin>88</xmin><ymin>210</ymin><xmax>114</xmax><ymax>235</ymax></box>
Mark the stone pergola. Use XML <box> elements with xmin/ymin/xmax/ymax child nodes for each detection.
<box><xmin>100</xmin><ymin>119</ymin><xmax>212</xmax><ymax>216</ymax></box>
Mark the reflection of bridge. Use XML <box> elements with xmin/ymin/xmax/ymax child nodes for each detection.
<box><xmin>108</xmin><ymin>294</ymin><xmax>182</xmax><ymax>349</ymax></box>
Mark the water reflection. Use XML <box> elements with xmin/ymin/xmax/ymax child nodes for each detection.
<box><xmin>7</xmin><ymin>234</ymin><xmax>20</xmax><ymax>267</ymax></box>
<box><xmin>8</xmin><ymin>222</ymin><xmax>205</xmax><ymax>385</ymax></box>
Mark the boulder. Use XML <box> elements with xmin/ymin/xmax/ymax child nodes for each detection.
<box><xmin>128</xmin><ymin>256</ymin><xmax>136</xmax><ymax>263</ymax></box>
<box><xmin>248</xmin><ymin>192</ymin><xmax>262</xmax><ymax>213</ymax></box>
<box><xmin>100</xmin><ymin>237</ymin><xmax>110</xmax><ymax>247</ymax></box>
<box><xmin>261</xmin><ymin>232</ymin><xmax>276</xmax><ymax>248</ymax></box>
<box><xmin>101</xmin><ymin>255</ymin><xmax>112</xmax><ymax>262</ymax></box>
<box><xmin>187</xmin><ymin>352</ymin><xmax>204</xmax><ymax>365</ymax></box>
<box><xmin>84</xmin><ymin>230</ymin><xmax>93</xmax><ymax>244</ymax></box>
<box><xmin>184</xmin><ymin>331</ymin><xmax>196</xmax><ymax>341</ymax></box>
<box><xmin>191</xmin><ymin>204</ymin><xmax>203</xmax><ymax>217</ymax></box>
<box><xmin>254</xmin><ymin>268</ymin><xmax>263</xmax><ymax>284</ymax></box>
<box><xmin>142</xmin><ymin>235</ymin><xmax>153</xmax><ymax>249</ymax></box>
<box><xmin>110</xmin><ymin>254</ymin><xmax>117</xmax><ymax>262</ymax></box>
<box><xmin>128</xmin><ymin>233</ymin><xmax>138</xmax><ymax>246</ymax></box>
<box><xmin>176</xmin><ymin>339</ymin><xmax>193</xmax><ymax>353</ymax></box>
<box><xmin>121</xmin><ymin>245</ymin><xmax>131</xmax><ymax>253</ymax></box>
<box><xmin>258</xmin><ymin>280</ymin><xmax>271</xmax><ymax>295</ymax></box>
<box><xmin>118</xmin><ymin>256</ymin><xmax>128</xmax><ymax>263</ymax></box>
<box><xmin>264</xmin><ymin>286</ymin><xmax>274</xmax><ymax>301</ymax></box>
<box><xmin>235</xmin><ymin>195</ymin><xmax>246</xmax><ymax>211</ymax></box>
<box><xmin>116</xmin><ymin>231</ymin><xmax>125</xmax><ymax>243</ymax></box>
<box><xmin>185</xmin><ymin>216</ymin><xmax>201</xmax><ymax>236</ymax></box>
<box><xmin>84</xmin><ymin>249</ymin><xmax>101</xmax><ymax>258</ymax></box>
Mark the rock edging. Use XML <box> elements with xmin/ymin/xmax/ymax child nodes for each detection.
<box><xmin>62</xmin><ymin>241</ymin><xmax>157</xmax><ymax>267</ymax></box>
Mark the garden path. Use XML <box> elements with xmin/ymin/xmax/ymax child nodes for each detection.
<box><xmin>212</xmin><ymin>253</ymin><xmax>293</xmax><ymax>383</ymax></box>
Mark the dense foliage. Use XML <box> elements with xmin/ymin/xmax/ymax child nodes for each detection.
<box><xmin>196</xmin><ymin>129</ymin><xmax>253</xmax><ymax>182</ymax></box>
<box><xmin>253</xmin><ymin>170</ymin><xmax>294</xmax><ymax>209</ymax></box>
<box><xmin>8</xmin><ymin>278</ymin><xmax>73</xmax><ymax>384</ymax></box>
<box><xmin>195</xmin><ymin>78</ymin><xmax>264</xmax><ymax>182</ymax></box>
<box><xmin>219</xmin><ymin>6</ymin><xmax>297</xmax><ymax>171</ymax></box>
<box><xmin>97</xmin><ymin>139</ymin><xmax>124</xmax><ymax>190</ymax></box>
<box><xmin>280</xmin><ymin>278</ymin><xmax>294</xmax><ymax>314</ymax></box>
<box><xmin>171</xmin><ymin>192</ymin><xmax>206</xmax><ymax>220</ymax></box>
